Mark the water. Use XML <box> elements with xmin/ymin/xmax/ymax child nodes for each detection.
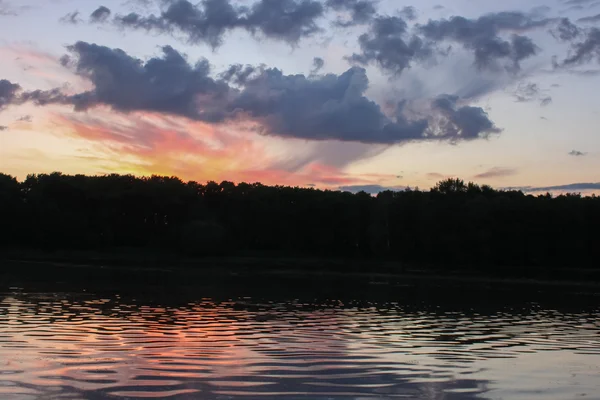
<box><xmin>1</xmin><ymin>271</ymin><xmax>600</xmax><ymax>399</ymax></box>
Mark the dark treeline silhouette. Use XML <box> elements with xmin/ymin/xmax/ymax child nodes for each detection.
<box><xmin>1</xmin><ymin>172</ymin><xmax>599</xmax><ymax>273</ymax></box>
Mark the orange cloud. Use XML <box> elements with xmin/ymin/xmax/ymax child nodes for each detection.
<box><xmin>49</xmin><ymin>111</ymin><xmax>391</xmax><ymax>189</ymax></box>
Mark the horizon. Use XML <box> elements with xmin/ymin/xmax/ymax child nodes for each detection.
<box><xmin>3</xmin><ymin>170</ymin><xmax>599</xmax><ymax>196</ymax></box>
<box><xmin>1</xmin><ymin>0</ymin><xmax>599</xmax><ymax>194</ymax></box>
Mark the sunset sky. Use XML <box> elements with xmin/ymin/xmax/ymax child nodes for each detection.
<box><xmin>0</xmin><ymin>0</ymin><xmax>599</xmax><ymax>193</ymax></box>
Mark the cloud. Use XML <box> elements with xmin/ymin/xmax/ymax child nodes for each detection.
<box><xmin>564</xmin><ymin>0</ymin><xmax>597</xmax><ymax>5</ymax></box>
<box><xmin>569</xmin><ymin>149</ymin><xmax>586</xmax><ymax>156</ymax></box>
<box><xmin>90</xmin><ymin>6</ymin><xmax>111</xmax><ymax>23</ymax></box>
<box><xmin>550</xmin><ymin>18</ymin><xmax>581</xmax><ymax>41</ymax></box>
<box><xmin>115</xmin><ymin>0</ymin><xmax>241</xmax><ymax>49</ymax></box>
<box><xmin>5</xmin><ymin>41</ymin><xmax>502</xmax><ymax>146</ymax></box>
<box><xmin>60</xmin><ymin>11</ymin><xmax>83</xmax><ymax>24</ymax></box>
<box><xmin>514</xmin><ymin>82</ymin><xmax>541</xmax><ymax>102</ymax></box>
<box><xmin>431</xmin><ymin>95</ymin><xmax>501</xmax><ymax>139</ymax></box>
<box><xmin>57</xmin><ymin>42</ymin><xmax>433</xmax><ymax>144</ymax></box>
<box><xmin>240</xmin><ymin>0</ymin><xmax>325</xmax><ymax>43</ymax></box>
<box><xmin>578</xmin><ymin>13</ymin><xmax>600</xmax><ymax>23</ymax></box>
<box><xmin>530</xmin><ymin>5</ymin><xmax>552</xmax><ymax>17</ymax></box>
<box><xmin>17</xmin><ymin>88</ymin><xmax>73</xmax><ymax>107</ymax></box>
<box><xmin>311</xmin><ymin>56</ymin><xmax>325</xmax><ymax>73</ymax></box>
<box><xmin>399</xmin><ymin>6</ymin><xmax>417</xmax><ymax>21</ymax></box>
<box><xmin>271</xmin><ymin>140</ymin><xmax>387</xmax><ymax>172</ymax></box>
<box><xmin>0</xmin><ymin>79</ymin><xmax>21</xmax><ymax>110</ymax></box>
<box><xmin>113</xmin><ymin>0</ymin><xmax>325</xmax><ymax>48</ymax></box>
<box><xmin>219</xmin><ymin>64</ymin><xmax>257</xmax><ymax>85</ymax></box>
<box><xmin>0</xmin><ymin>0</ymin><xmax>27</xmax><ymax>16</ymax></box>
<box><xmin>558</xmin><ymin>27</ymin><xmax>600</xmax><ymax>65</ymax></box>
<box><xmin>17</xmin><ymin>115</ymin><xmax>32</xmax><ymax>122</ymax></box>
<box><xmin>227</xmin><ymin>66</ymin><xmax>430</xmax><ymax>143</ymax></box>
<box><xmin>418</xmin><ymin>12</ymin><xmax>550</xmax><ymax>71</ymax></box>
<box><xmin>473</xmin><ymin>167</ymin><xmax>517</xmax><ymax>179</ymax></box>
<box><xmin>51</xmin><ymin>111</ymin><xmax>386</xmax><ymax>188</ymax></box>
<box><xmin>339</xmin><ymin>184</ymin><xmax>406</xmax><ymax>194</ymax></box>
<box><xmin>326</xmin><ymin>0</ymin><xmax>376</xmax><ymax>26</ymax></box>
<box><xmin>347</xmin><ymin>16</ymin><xmax>433</xmax><ymax>75</ymax></box>
<box><xmin>509</xmin><ymin>182</ymin><xmax>600</xmax><ymax>192</ymax></box>
<box><xmin>427</xmin><ymin>172</ymin><xmax>446</xmax><ymax>179</ymax></box>
<box><xmin>60</xmin><ymin>41</ymin><xmax>231</xmax><ymax>121</ymax></box>
<box><xmin>0</xmin><ymin>125</ymin><xmax>7</xmax><ymax>131</ymax></box>
<box><xmin>513</xmin><ymin>82</ymin><xmax>552</xmax><ymax>106</ymax></box>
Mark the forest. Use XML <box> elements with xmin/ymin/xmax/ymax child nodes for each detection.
<box><xmin>1</xmin><ymin>172</ymin><xmax>599</xmax><ymax>274</ymax></box>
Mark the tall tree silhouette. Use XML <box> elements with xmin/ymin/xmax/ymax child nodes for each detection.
<box><xmin>1</xmin><ymin>173</ymin><xmax>598</xmax><ymax>273</ymax></box>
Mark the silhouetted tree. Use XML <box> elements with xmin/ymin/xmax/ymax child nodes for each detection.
<box><xmin>1</xmin><ymin>173</ymin><xmax>598</xmax><ymax>274</ymax></box>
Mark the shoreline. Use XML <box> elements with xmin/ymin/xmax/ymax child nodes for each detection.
<box><xmin>3</xmin><ymin>257</ymin><xmax>600</xmax><ymax>289</ymax></box>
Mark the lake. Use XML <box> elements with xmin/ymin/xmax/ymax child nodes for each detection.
<box><xmin>1</xmin><ymin>265</ymin><xmax>599</xmax><ymax>399</ymax></box>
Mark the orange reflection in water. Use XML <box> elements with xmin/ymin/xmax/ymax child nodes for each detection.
<box><xmin>1</xmin><ymin>291</ymin><xmax>599</xmax><ymax>399</ymax></box>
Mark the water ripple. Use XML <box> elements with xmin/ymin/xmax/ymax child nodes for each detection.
<box><xmin>0</xmin><ymin>292</ymin><xmax>599</xmax><ymax>399</ymax></box>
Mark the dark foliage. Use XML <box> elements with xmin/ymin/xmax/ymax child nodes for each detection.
<box><xmin>1</xmin><ymin>173</ymin><xmax>599</xmax><ymax>269</ymax></box>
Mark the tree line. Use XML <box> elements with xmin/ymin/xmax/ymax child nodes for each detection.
<box><xmin>1</xmin><ymin>172</ymin><xmax>599</xmax><ymax>271</ymax></box>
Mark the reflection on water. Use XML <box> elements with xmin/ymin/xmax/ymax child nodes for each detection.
<box><xmin>1</xmin><ymin>285</ymin><xmax>599</xmax><ymax>399</ymax></box>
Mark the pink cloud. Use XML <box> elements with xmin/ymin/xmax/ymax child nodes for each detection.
<box><xmin>50</xmin><ymin>111</ymin><xmax>390</xmax><ymax>189</ymax></box>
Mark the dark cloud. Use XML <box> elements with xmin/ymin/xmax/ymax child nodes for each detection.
<box><xmin>339</xmin><ymin>184</ymin><xmax>406</xmax><ymax>194</ymax></box>
<box><xmin>347</xmin><ymin>16</ymin><xmax>433</xmax><ymax>75</ymax></box>
<box><xmin>569</xmin><ymin>149</ymin><xmax>586</xmax><ymax>156</ymax></box>
<box><xmin>540</xmin><ymin>96</ymin><xmax>552</xmax><ymax>106</ymax></box>
<box><xmin>219</xmin><ymin>64</ymin><xmax>257</xmax><ymax>85</ymax></box>
<box><xmin>18</xmin><ymin>88</ymin><xmax>72</xmax><ymax>107</ymax></box>
<box><xmin>326</xmin><ymin>0</ymin><xmax>376</xmax><ymax>26</ymax></box>
<box><xmin>60</xmin><ymin>41</ymin><xmax>230</xmax><ymax>121</ymax></box>
<box><xmin>0</xmin><ymin>79</ymin><xmax>21</xmax><ymax>110</ymax></box>
<box><xmin>311</xmin><ymin>56</ymin><xmax>325</xmax><ymax>73</ymax></box>
<box><xmin>228</xmin><ymin>66</ymin><xmax>429</xmax><ymax>143</ymax></box>
<box><xmin>550</xmin><ymin>18</ymin><xmax>581</xmax><ymax>41</ymax></box>
<box><xmin>38</xmin><ymin>43</ymin><xmax>431</xmax><ymax>144</ymax></box>
<box><xmin>60</xmin><ymin>11</ymin><xmax>83</xmax><ymax>24</ymax></box>
<box><xmin>90</xmin><ymin>6</ymin><xmax>111</xmax><ymax>23</ymax></box>
<box><xmin>114</xmin><ymin>0</ymin><xmax>325</xmax><ymax>48</ymax></box>
<box><xmin>240</xmin><ymin>0</ymin><xmax>325</xmax><ymax>43</ymax></box>
<box><xmin>431</xmin><ymin>95</ymin><xmax>501</xmax><ymax>139</ymax></box>
<box><xmin>399</xmin><ymin>6</ymin><xmax>417</xmax><ymax>21</ymax></box>
<box><xmin>0</xmin><ymin>79</ymin><xmax>70</xmax><ymax>110</ymax></box>
<box><xmin>4</xmin><ymin>41</ymin><xmax>502</xmax><ymax>146</ymax></box>
<box><xmin>115</xmin><ymin>0</ymin><xmax>241</xmax><ymax>49</ymax></box>
<box><xmin>578</xmin><ymin>13</ymin><xmax>600</xmax><ymax>23</ymax></box>
<box><xmin>17</xmin><ymin>115</ymin><xmax>32</xmax><ymax>122</ymax></box>
<box><xmin>418</xmin><ymin>12</ymin><xmax>549</xmax><ymax>70</ymax></box>
<box><xmin>559</xmin><ymin>27</ymin><xmax>600</xmax><ymax>65</ymax></box>
<box><xmin>0</xmin><ymin>125</ymin><xmax>7</xmax><ymax>131</ymax></box>
<box><xmin>474</xmin><ymin>167</ymin><xmax>517</xmax><ymax>179</ymax></box>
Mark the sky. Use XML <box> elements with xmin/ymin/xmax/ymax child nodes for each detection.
<box><xmin>0</xmin><ymin>0</ymin><xmax>599</xmax><ymax>193</ymax></box>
